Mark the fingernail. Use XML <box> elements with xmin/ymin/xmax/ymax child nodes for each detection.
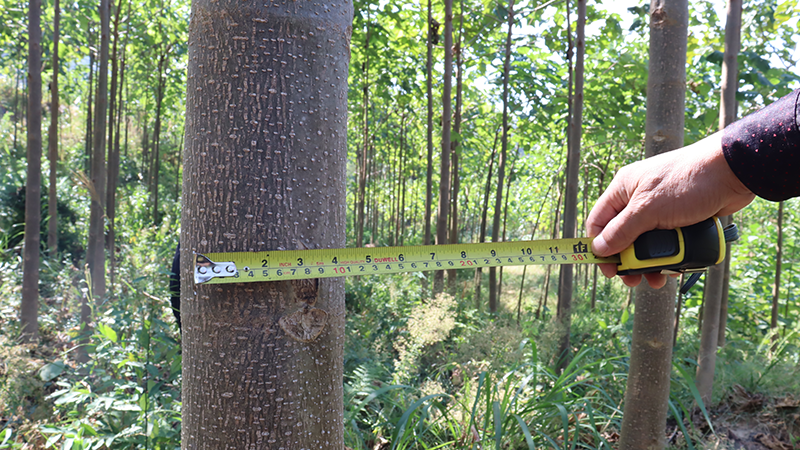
<box><xmin>592</xmin><ymin>235</ymin><xmax>610</xmax><ymax>256</ymax></box>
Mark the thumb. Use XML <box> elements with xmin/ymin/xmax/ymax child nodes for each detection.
<box><xmin>591</xmin><ymin>205</ymin><xmax>657</xmax><ymax>257</ymax></box>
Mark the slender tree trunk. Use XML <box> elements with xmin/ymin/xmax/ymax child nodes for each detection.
<box><xmin>517</xmin><ymin>178</ymin><xmax>554</xmax><ymax>324</ymax></box>
<box><xmin>182</xmin><ymin>3</ymin><xmax>352</xmax><ymax>448</ymax></box>
<box><xmin>474</xmin><ymin>129</ymin><xmax>499</xmax><ymax>310</ymax></box>
<box><xmin>108</xmin><ymin>45</ymin><xmax>126</xmax><ymax>291</ymax></box>
<box><xmin>399</xmin><ymin>125</ymin><xmax>407</xmax><ymax>246</ymax></box>
<box><xmin>590</xmin><ymin>153</ymin><xmax>612</xmax><ymax>309</ymax></box>
<box><xmin>696</xmin><ymin>0</ymin><xmax>742</xmax><ymax>400</ymax></box>
<box><xmin>151</xmin><ymin>53</ymin><xmax>167</xmax><ymax>224</ymax></box>
<box><xmin>434</xmin><ymin>0</ymin><xmax>454</xmax><ymax>296</ymax></box>
<box><xmin>556</xmin><ymin>0</ymin><xmax>585</xmax><ymax>371</ymax></box>
<box><xmin>497</xmin><ymin>161</ymin><xmax>514</xmax><ymax>296</ymax></box>
<box><xmin>771</xmin><ymin>201</ymin><xmax>783</xmax><ymax>332</ymax></box>
<box><xmin>47</xmin><ymin>0</ymin><xmax>60</xmax><ymax>257</ymax></box>
<box><xmin>695</xmin><ymin>216</ymin><xmax>727</xmax><ymax>404</ymax></box>
<box><xmin>717</xmin><ymin>0</ymin><xmax>742</xmax><ymax>348</ymax></box>
<box><xmin>620</xmin><ymin>1</ymin><xmax>688</xmax><ymax>448</ymax></box>
<box><xmin>674</xmin><ymin>273</ymin><xmax>685</xmax><ymax>347</ymax></box>
<box><xmin>86</xmin><ymin>0</ymin><xmax>110</xmax><ymax>306</ymax></box>
<box><xmin>537</xmin><ymin>180</ymin><xmax>563</xmax><ymax>320</ymax></box>
<box><xmin>85</xmin><ymin>51</ymin><xmax>95</xmax><ymax>174</ymax></box>
<box><xmin>424</xmin><ymin>0</ymin><xmax>434</xmax><ymax>253</ymax></box>
<box><xmin>489</xmin><ymin>0</ymin><xmax>514</xmax><ymax>313</ymax></box>
<box><xmin>447</xmin><ymin>3</ymin><xmax>464</xmax><ymax>293</ymax></box>
<box><xmin>105</xmin><ymin>0</ymin><xmax>122</xmax><ymax>291</ymax></box>
<box><xmin>357</xmin><ymin>19</ymin><xmax>370</xmax><ymax>248</ymax></box>
<box><xmin>13</xmin><ymin>58</ymin><xmax>21</xmax><ymax>152</ymax></box>
<box><xmin>21</xmin><ymin>0</ymin><xmax>43</xmax><ymax>343</ymax></box>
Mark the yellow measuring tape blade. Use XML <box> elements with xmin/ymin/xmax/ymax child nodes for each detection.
<box><xmin>194</xmin><ymin>238</ymin><xmax>620</xmax><ymax>284</ymax></box>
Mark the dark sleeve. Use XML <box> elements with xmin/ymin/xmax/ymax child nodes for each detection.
<box><xmin>721</xmin><ymin>88</ymin><xmax>800</xmax><ymax>202</ymax></box>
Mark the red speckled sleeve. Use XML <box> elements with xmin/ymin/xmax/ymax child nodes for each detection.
<box><xmin>722</xmin><ymin>89</ymin><xmax>800</xmax><ymax>202</ymax></box>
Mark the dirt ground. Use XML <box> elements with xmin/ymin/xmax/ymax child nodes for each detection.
<box><xmin>676</xmin><ymin>385</ymin><xmax>800</xmax><ymax>449</ymax></box>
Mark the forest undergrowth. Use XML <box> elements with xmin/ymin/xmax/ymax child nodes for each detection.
<box><xmin>1</xmin><ymin>209</ymin><xmax>798</xmax><ymax>449</ymax></box>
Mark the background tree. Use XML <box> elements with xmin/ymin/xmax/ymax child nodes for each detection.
<box><xmin>46</xmin><ymin>0</ymin><xmax>59</xmax><ymax>256</ymax></box>
<box><xmin>433</xmin><ymin>0</ymin><xmax>453</xmax><ymax>295</ymax></box>
<box><xmin>21</xmin><ymin>0</ymin><xmax>42</xmax><ymax>343</ymax></box>
<box><xmin>556</xmin><ymin>0</ymin><xmax>585</xmax><ymax>370</ymax></box>
<box><xmin>181</xmin><ymin>1</ymin><xmax>353</xmax><ymax>447</ymax></box>
<box><xmin>619</xmin><ymin>1</ymin><xmax>688</xmax><ymax>449</ymax></box>
<box><xmin>716</xmin><ymin>0</ymin><xmax>742</xmax><ymax>348</ymax></box>
<box><xmin>696</xmin><ymin>0</ymin><xmax>742</xmax><ymax>405</ymax></box>
<box><xmin>488</xmin><ymin>0</ymin><xmax>513</xmax><ymax>313</ymax></box>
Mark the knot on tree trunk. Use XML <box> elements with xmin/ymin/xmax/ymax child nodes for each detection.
<box><xmin>279</xmin><ymin>305</ymin><xmax>328</xmax><ymax>343</ymax></box>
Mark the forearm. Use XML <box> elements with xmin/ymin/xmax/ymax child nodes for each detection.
<box><xmin>722</xmin><ymin>88</ymin><xmax>800</xmax><ymax>202</ymax></box>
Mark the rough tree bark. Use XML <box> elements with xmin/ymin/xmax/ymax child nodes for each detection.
<box><xmin>22</xmin><ymin>0</ymin><xmax>43</xmax><ymax>343</ymax></box>
<box><xmin>434</xmin><ymin>0</ymin><xmax>453</xmax><ymax>296</ymax></box>
<box><xmin>556</xmin><ymin>0</ymin><xmax>585</xmax><ymax>371</ymax></box>
<box><xmin>181</xmin><ymin>2</ymin><xmax>352</xmax><ymax>448</ymax></box>
<box><xmin>488</xmin><ymin>0</ymin><xmax>514</xmax><ymax>313</ymax></box>
<box><xmin>619</xmin><ymin>1</ymin><xmax>688</xmax><ymax>449</ymax></box>
<box><xmin>47</xmin><ymin>0</ymin><xmax>60</xmax><ymax>256</ymax></box>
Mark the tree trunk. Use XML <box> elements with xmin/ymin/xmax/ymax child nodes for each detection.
<box><xmin>47</xmin><ymin>0</ymin><xmax>60</xmax><ymax>257</ymax></box>
<box><xmin>356</xmin><ymin>19</ymin><xmax>370</xmax><ymax>248</ymax></box>
<box><xmin>108</xmin><ymin>43</ymin><xmax>126</xmax><ymax>292</ymax></box>
<box><xmin>771</xmin><ymin>201</ymin><xmax>783</xmax><ymax>332</ymax></box>
<box><xmin>488</xmin><ymin>0</ymin><xmax>514</xmax><ymax>313</ymax></box>
<box><xmin>497</xmin><ymin>161</ymin><xmax>514</xmax><ymax>297</ymax></box>
<box><xmin>517</xmin><ymin>178</ymin><xmax>554</xmax><ymax>324</ymax></box>
<box><xmin>474</xmin><ymin>129</ymin><xmax>499</xmax><ymax>310</ymax></box>
<box><xmin>537</xmin><ymin>178</ymin><xmax>564</xmax><ymax>320</ymax></box>
<box><xmin>21</xmin><ymin>0</ymin><xmax>43</xmax><ymax>343</ymax></box>
<box><xmin>434</xmin><ymin>0</ymin><xmax>454</xmax><ymax>296</ymax></box>
<box><xmin>447</xmin><ymin>3</ymin><xmax>464</xmax><ymax>293</ymax></box>
<box><xmin>696</xmin><ymin>0</ymin><xmax>742</xmax><ymax>401</ymax></box>
<box><xmin>695</xmin><ymin>215</ymin><xmax>728</xmax><ymax>404</ymax></box>
<box><xmin>620</xmin><ymin>1</ymin><xmax>687</xmax><ymax>448</ymax></box>
<box><xmin>556</xmin><ymin>0</ymin><xmax>585</xmax><ymax>371</ymax></box>
<box><xmin>181</xmin><ymin>3</ymin><xmax>352</xmax><ymax>448</ymax></box>
<box><xmin>86</xmin><ymin>0</ymin><xmax>110</xmax><ymax>306</ymax></box>
<box><xmin>85</xmin><ymin>51</ymin><xmax>95</xmax><ymax>174</ymax></box>
<box><xmin>105</xmin><ymin>0</ymin><xmax>122</xmax><ymax>290</ymax></box>
<box><xmin>424</xmin><ymin>0</ymin><xmax>434</xmax><ymax>253</ymax></box>
<box><xmin>13</xmin><ymin>57</ymin><xmax>21</xmax><ymax>152</ymax></box>
<box><xmin>151</xmin><ymin>53</ymin><xmax>168</xmax><ymax>224</ymax></box>
<box><xmin>717</xmin><ymin>0</ymin><xmax>742</xmax><ymax>348</ymax></box>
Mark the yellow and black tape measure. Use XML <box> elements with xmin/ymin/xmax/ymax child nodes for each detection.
<box><xmin>194</xmin><ymin>217</ymin><xmax>736</xmax><ymax>285</ymax></box>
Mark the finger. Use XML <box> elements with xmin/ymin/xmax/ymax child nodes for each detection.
<box><xmin>593</xmin><ymin>202</ymin><xmax>658</xmax><ymax>257</ymax></box>
<box><xmin>586</xmin><ymin>182</ymin><xmax>630</xmax><ymax>239</ymax></box>
<box><xmin>643</xmin><ymin>272</ymin><xmax>667</xmax><ymax>289</ymax></box>
<box><xmin>620</xmin><ymin>274</ymin><xmax>642</xmax><ymax>287</ymax></box>
<box><xmin>598</xmin><ymin>263</ymin><xmax>617</xmax><ymax>278</ymax></box>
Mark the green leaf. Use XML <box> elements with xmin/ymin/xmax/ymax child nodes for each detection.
<box><xmin>40</xmin><ymin>361</ymin><xmax>66</xmax><ymax>381</ymax></box>
<box><xmin>620</xmin><ymin>307</ymin><xmax>630</xmax><ymax>325</ymax></box>
<box><xmin>96</xmin><ymin>323</ymin><xmax>117</xmax><ymax>343</ymax></box>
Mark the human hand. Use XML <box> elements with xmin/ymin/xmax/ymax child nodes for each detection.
<box><xmin>586</xmin><ymin>132</ymin><xmax>755</xmax><ymax>288</ymax></box>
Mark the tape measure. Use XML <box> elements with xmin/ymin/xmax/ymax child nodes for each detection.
<box><xmin>194</xmin><ymin>217</ymin><xmax>738</xmax><ymax>285</ymax></box>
